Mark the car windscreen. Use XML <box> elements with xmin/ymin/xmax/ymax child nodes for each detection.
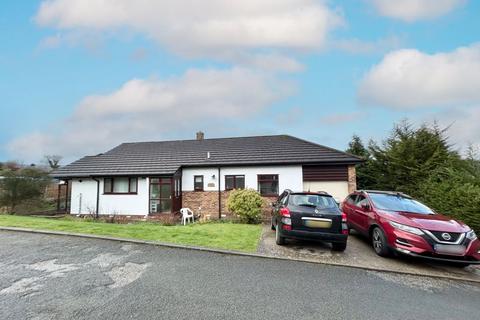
<box><xmin>289</xmin><ymin>194</ymin><xmax>338</xmax><ymax>209</ymax></box>
<box><xmin>368</xmin><ymin>193</ymin><xmax>434</xmax><ymax>214</ymax></box>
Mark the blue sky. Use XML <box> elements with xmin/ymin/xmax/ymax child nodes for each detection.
<box><xmin>1</xmin><ymin>0</ymin><xmax>479</xmax><ymax>164</ymax></box>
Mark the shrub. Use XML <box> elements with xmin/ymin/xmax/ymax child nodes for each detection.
<box><xmin>227</xmin><ymin>189</ymin><xmax>263</xmax><ymax>224</ymax></box>
<box><xmin>418</xmin><ymin>168</ymin><xmax>480</xmax><ymax>233</ymax></box>
<box><xmin>0</xmin><ymin>168</ymin><xmax>50</xmax><ymax>213</ymax></box>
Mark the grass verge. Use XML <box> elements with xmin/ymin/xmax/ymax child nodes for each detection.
<box><xmin>0</xmin><ymin>215</ymin><xmax>262</xmax><ymax>253</ymax></box>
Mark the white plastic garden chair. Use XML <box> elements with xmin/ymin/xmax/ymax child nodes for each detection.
<box><xmin>180</xmin><ymin>208</ymin><xmax>194</xmax><ymax>225</ymax></box>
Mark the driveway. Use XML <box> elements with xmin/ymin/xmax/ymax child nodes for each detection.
<box><xmin>1</xmin><ymin>230</ymin><xmax>479</xmax><ymax>320</ymax></box>
<box><xmin>257</xmin><ymin>224</ymin><xmax>480</xmax><ymax>282</ymax></box>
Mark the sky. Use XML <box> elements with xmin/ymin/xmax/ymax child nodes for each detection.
<box><xmin>1</xmin><ymin>0</ymin><xmax>479</xmax><ymax>164</ymax></box>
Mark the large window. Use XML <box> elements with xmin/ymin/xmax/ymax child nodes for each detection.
<box><xmin>225</xmin><ymin>175</ymin><xmax>245</xmax><ymax>190</ymax></box>
<box><xmin>104</xmin><ymin>177</ymin><xmax>137</xmax><ymax>194</ymax></box>
<box><xmin>258</xmin><ymin>174</ymin><xmax>279</xmax><ymax>196</ymax></box>
<box><xmin>368</xmin><ymin>193</ymin><xmax>434</xmax><ymax>215</ymax></box>
<box><xmin>194</xmin><ymin>175</ymin><xmax>204</xmax><ymax>191</ymax></box>
<box><xmin>289</xmin><ymin>194</ymin><xmax>337</xmax><ymax>209</ymax></box>
<box><xmin>149</xmin><ymin>177</ymin><xmax>172</xmax><ymax>214</ymax></box>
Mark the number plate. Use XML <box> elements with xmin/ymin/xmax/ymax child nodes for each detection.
<box><xmin>434</xmin><ymin>244</ymin><xmax>466</xmax><ymax>256</ymax></box>
<box><xmin>303</xmin><ymin>218</ymin><xmax>332</xmax><ymax>229</ymax></box>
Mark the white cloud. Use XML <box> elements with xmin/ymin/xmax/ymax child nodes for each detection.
<box><xmin>35</xmin><ymin>0</ymin><xmax>343</xmax><ymax>70</ymax></box>
<box><xmin>7</xmin><ymin>68</ymin><xmax>294</xmax><ymax>162</ymax></box>
<box><xmin>370</xmin><ymin>0</ymin><xmax>465</xmax><ymax>22</ymax></box>
<box><xmin>430</xmin><ymin>106</ymin><xmax>480</xmax><ymax>152</ymax></box>
<box><xmin>358</xmin><ymin>44</ymin><xmax>480</xmax><ymax>109</ymax></box>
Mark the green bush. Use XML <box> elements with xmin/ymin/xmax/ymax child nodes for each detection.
<box><xmin>227</xmin><ymin>189</ymin><xmax>263</xmax><ymax>224</ymax></box>
<box><xmin>418</xmin><ymin>168</ymin><xmax>480</xmax><ymax>233</ymax></box>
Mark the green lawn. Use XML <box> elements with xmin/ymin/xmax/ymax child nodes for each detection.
<box><xmin>0</xmin><ymin>215</ymin><xmax>262</xmax><ymax>253</ymax></box>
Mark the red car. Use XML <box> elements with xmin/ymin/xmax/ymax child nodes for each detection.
<box><xmin>341</xmin><ymin>190</ymin><xmax>480</xmax><ymax>266</ymax></box>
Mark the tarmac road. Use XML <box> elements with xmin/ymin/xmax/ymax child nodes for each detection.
<box><xmin>0</xmin><ymin>231</ymin><xmax>478</xmax><ymax>320</ymax></box>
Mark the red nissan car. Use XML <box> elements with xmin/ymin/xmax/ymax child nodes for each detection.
<box><xmin>342</xmin><ymin>190</ymin><xmax>480</xmax><ymax>266</ymax></box>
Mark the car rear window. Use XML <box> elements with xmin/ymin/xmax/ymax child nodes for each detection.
<box><xmin>369</xmin><ymin>193</ymin><xmax>434</xmax><ymax>214</ymax></box>
<box><xmin>289</xmin><ymin>194</ymin><xmax>337</xmax><ymax>209</ymax></box>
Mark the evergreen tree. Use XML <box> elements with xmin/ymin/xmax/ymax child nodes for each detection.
<box><xmin>346</xmin><ymin>120</ymin><xmax>480</xmax><ymax>232</ymax></box>
<box><xmin>346</xmin><ymin>135</ymin><xmax>376</xmax><ymax>189</ymax></box>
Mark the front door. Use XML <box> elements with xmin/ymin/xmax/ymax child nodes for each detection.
<box><xmin>172</xmin><ymin>170</ymin><xmax>182</xmax><ymax>213</ymax></box>
<box><xmin>149</xmin><ymin>177</ymin><xmax>172</xmax><ymax>214</ymax></box>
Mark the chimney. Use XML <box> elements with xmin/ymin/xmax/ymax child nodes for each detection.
<box><xmin>196</xmin><ymin>131</ymin><xmax>204</xmax><ymax>141</ymax></box>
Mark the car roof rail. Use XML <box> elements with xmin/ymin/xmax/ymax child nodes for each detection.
<box><xmin>290</xmin><ymin>190</ymin><xmax>332</xmax><ymax>196</ymax></box>
<box><xmin>360</xmin><ymin>190</ymin><xmax>412</xmax><ymax>199</ymax></box>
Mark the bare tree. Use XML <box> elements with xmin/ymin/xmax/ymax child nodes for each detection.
<box><xmin>44</xmin><ymin>155</ymin><xmax>62</xmax><ymax>170</ymax></box>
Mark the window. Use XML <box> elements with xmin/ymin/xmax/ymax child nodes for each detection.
<box><xmin>149</xmin><ymin>177</ymin><xmax>172</xmax><ymax>214</ymax></box>
<box><xmin>225</xmin><ymin>175</ymin><xmax>245</xmax><ymax>190</ymax></box>
<box><xmin>194</xmin><ymin>175</ymin><xmax>204</xmax><ymax>191</ymax></box>
<box><xmin>258</xmin><ymin>174</ymin><xmax>279</xmax><ymax>196</ymax></box>
<box><xmin>355</xmin><ymin>195</ymin><xmax>369</xmax><ymax>208</ymax></box>
<box><xmin>369</xmin><ymin>193</ymin><xmax>434</xmax><ymax>215</ymax></box>
<box><xmin>104</xmin><ymin>177</ymin><xmax>137</xmax><ymax>194</ymax></box>
<box><xmin>346</xmin><ymin>194</ymin><xmax>357</xmax><ymax>205</ymax></box>
<box><xmin>289</xmin><ymin>194</ymin><xmax>337</xmax><ymax>209</ymax></box>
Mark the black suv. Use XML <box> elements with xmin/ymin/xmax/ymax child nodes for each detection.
<box><xmin>271</xmin><ymin>190</ymin><xmax>348</xmax><ymax>251</ymax></box>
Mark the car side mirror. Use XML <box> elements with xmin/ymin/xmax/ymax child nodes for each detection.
<box><xmin>361</xmin><ymin>203</ymin><xmax>370</xmax><ymax>211</ymax></box>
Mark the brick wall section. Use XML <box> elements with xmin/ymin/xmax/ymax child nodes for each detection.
<box><xmin>347</xmin><ymin>165</ymin><xmax>357</xmax><ymax>193</ymax></box>
<box><xmin>182</xmin><ymin>191</ymin><xmax>219</xmax><ymax>218</ymax></box>
<box><xmin>182</xmin><ymin>191</ymin><xmax>276</xmax><ymax>220</ymax></box>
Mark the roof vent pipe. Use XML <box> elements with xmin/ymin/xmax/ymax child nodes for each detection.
<box><xmin>207</xmin><ymin>151</ymin><xmax>211</xmax><ymax>159</ymax></box>
<box><xmin>196</xmin><ymin>131</ymin><xmax>204</xmax><ymax>140</ymax></box>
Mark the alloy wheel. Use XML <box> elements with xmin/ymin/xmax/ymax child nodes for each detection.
<box><xmin>372</xmin><ymin>229</ymin><xmax>383</xmax><ymax>253</ymax></box>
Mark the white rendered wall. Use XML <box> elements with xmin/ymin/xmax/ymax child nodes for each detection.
<box><xmin>182</xmin><ymin>168</ymin><xmax>219</xmax><ymax>191</ymax></box>
<box><xmin>303</xmin><ymin>181</ymin><xmax>349</xmax><ymax>203</ymax></box>
<box><xmin>70</xmin><ymin>178</ymin><xmax>149</xmax><ymax>216</ymax></box>
<box><xmin>182</xmin><ymin>166</ymin><xmax>303</xmax><ymax>193</ymax></box>
<box><xmin>70</xmin><ymin>179</ymin><xmax>99</xmax><ymax>215</ymax></box>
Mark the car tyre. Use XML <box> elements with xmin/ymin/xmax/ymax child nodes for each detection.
<box><xmin>275</xmin><ymin>223</ymin><xmax>286</xmax><ymax>245</ymax></box>
<box><xmin>371</xmin><ymin>227</ymin><xmax>390</xmax><ymax>257</ymax></box>
<box><xmin>332</xmin><ymin>242</ymin><xmax>347</xmax><ymax>252</ymax></box>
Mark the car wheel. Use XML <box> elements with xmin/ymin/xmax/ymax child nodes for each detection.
<box><xmin>275</xmin><ymin>223</ymin><xmax>286</xmax><ymax>245</ymax></box>
<box><xmin>371</xmin><ymin>227</ymin><xmax>390</xmax><ymax>257</ymax></box>
<box><xmin>332</xmin><ymin>242</ymin><xmax>347</xmax><ymax>252</ymax></box>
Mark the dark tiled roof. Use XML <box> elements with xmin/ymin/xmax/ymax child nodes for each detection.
<box><xmin>51</xmin><ymin>135</ymin><xmax>362</xmax><ymax>178</ymax></box>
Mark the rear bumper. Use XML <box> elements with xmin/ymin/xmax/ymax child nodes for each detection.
<box><xmin>280</xmin><ymin>229</ymin><xmax>347</xmax><ymax>243</ymax></box>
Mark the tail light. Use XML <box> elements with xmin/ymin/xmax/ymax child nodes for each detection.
<box><xmin>280</xmin><ymin>207</ymin><xmax>291</xmax><ymax>226</ymax></box>
<box><xmin>341</xmin><ymin>212</ymin><xmax>348</xmax><ymax>235</ymax></box>
<box><xmin>280</xmin><ymin>207</ymin><xmax>290</xmax><ymax>217</ymax></box>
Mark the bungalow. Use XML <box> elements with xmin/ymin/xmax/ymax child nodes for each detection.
<box><xmin>52</xmin><ymin>133</ymin><xmax>362</xmax><ymax>218</ymax></box>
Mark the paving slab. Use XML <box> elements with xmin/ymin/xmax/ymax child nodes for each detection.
<box><xmin>257</xmin><ymin>224</ymin><xmax>480</xmax><ymax>282</ymax></box>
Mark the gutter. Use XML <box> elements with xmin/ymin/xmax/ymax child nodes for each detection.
<box><xmin>91</xmin><ymin>177</ymin><xmax>100</xmax><ymax>219</ymax></box>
